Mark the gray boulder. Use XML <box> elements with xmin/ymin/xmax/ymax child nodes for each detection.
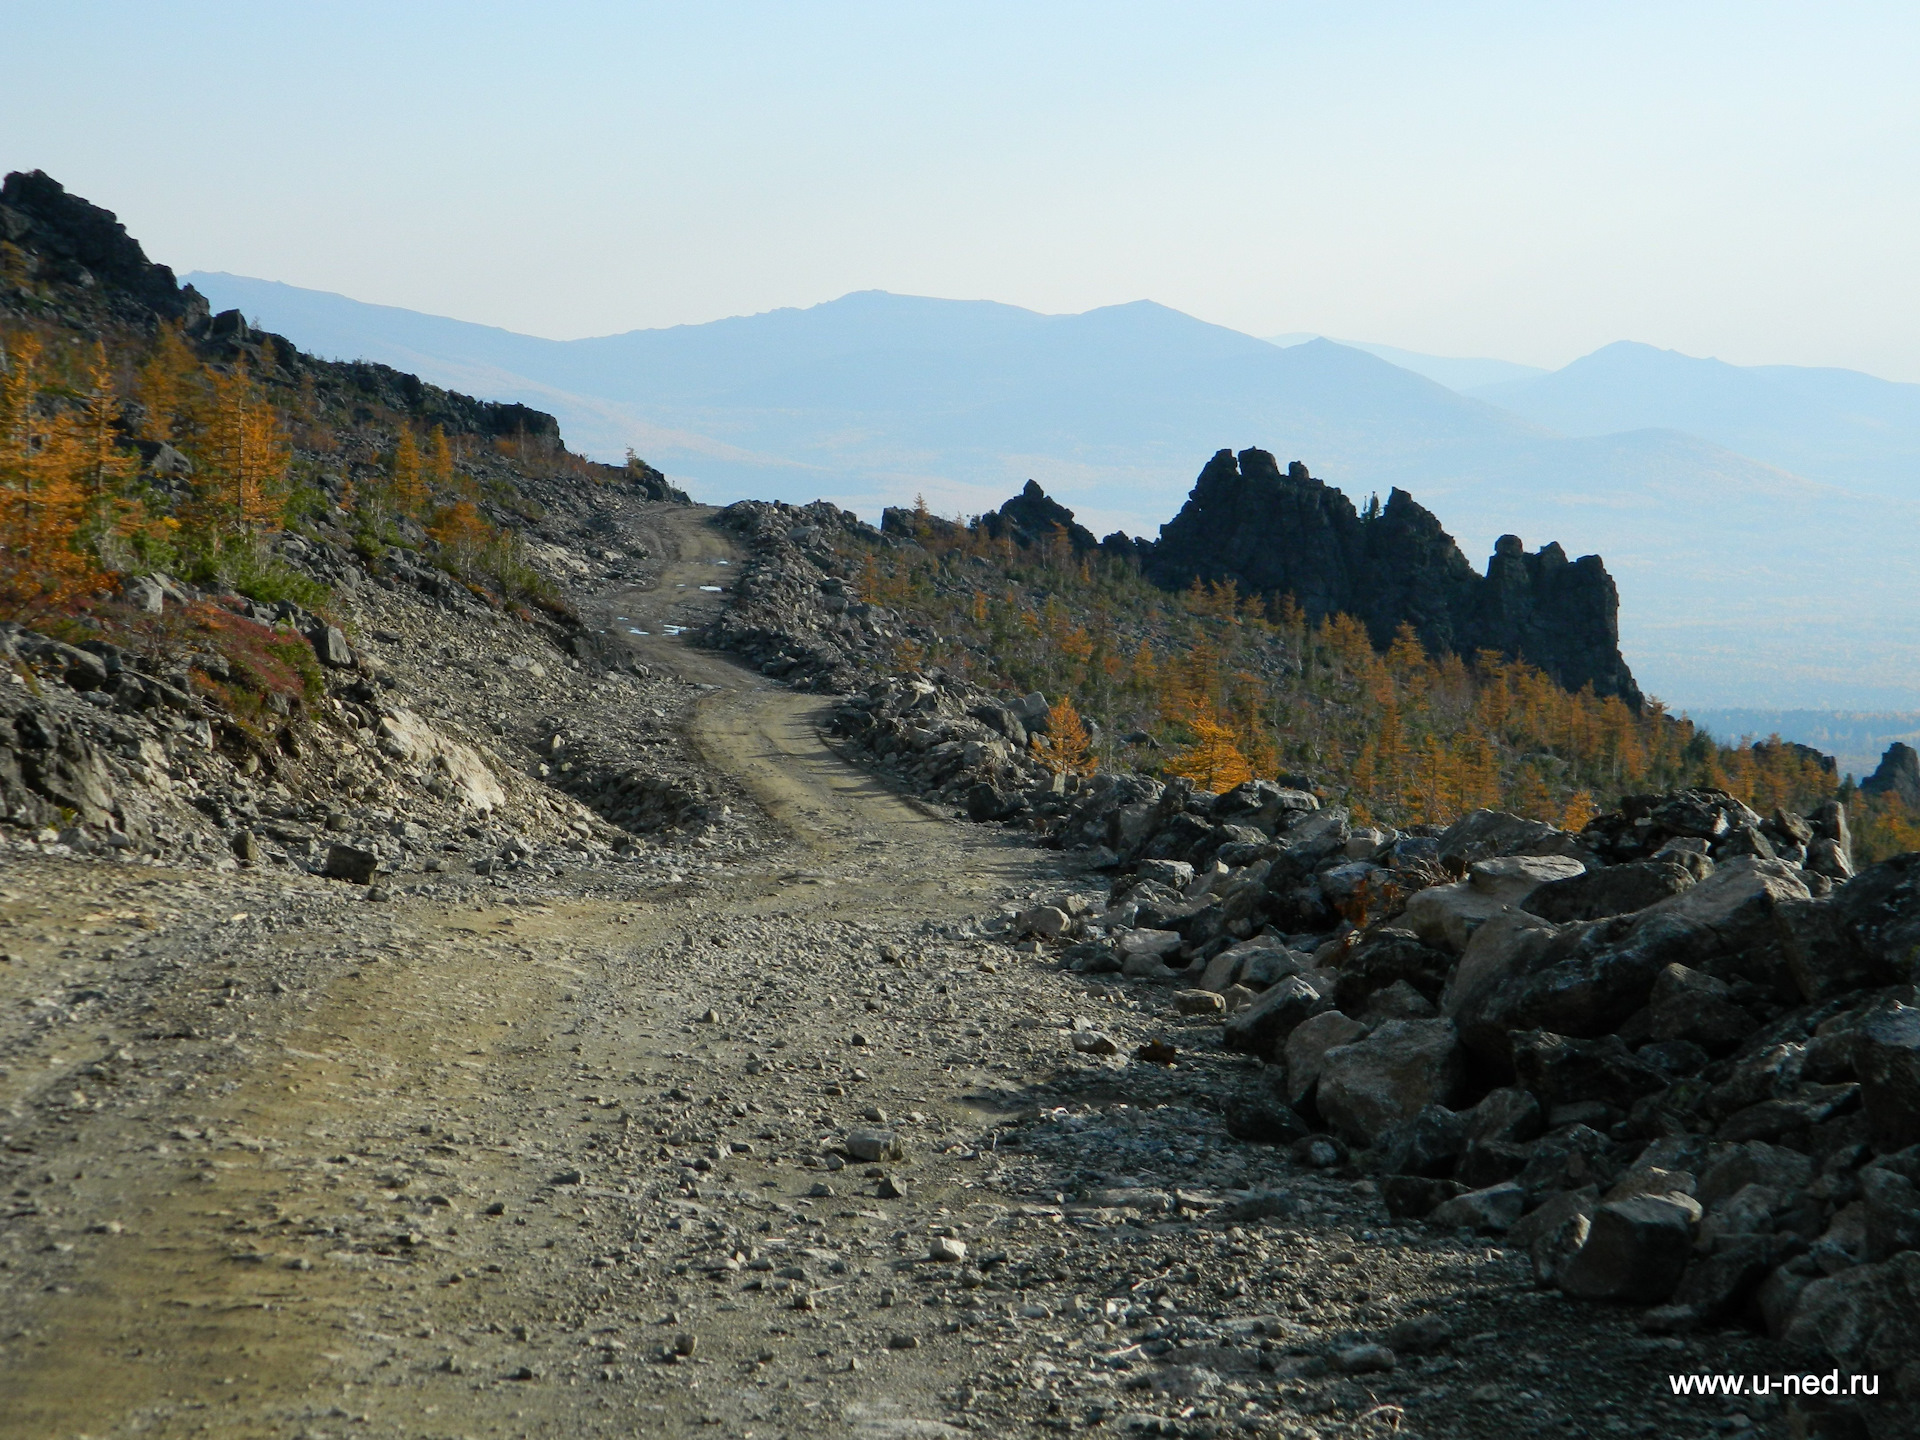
<box><xmin>309</xmin><ymin>624</ymin><xmax>355</xmax><ymax>668</ymax></box>
<box><xmin>1521</xmin><ymin>858</ymin><xmax>1696</xmax><ymax>923</ymax></box>
<box><xmin>1510</xmin><ymin>1030</ymin><xmax>1667</xmax><ymax>1110</ymax></box>
<box><xmin>1557</xmin><ymin>1193</ymin><xmax>1701</xmax><ymax>1303</ymax></box>
<box><xmin>1781</xmin><ymin>1250</ymin><xmax>1920</xmax><ymax>1425</ymax></box>
<box><xmin>1855</xmin><ymin>1004</ymin><xmax>1920</xmax><ymax>1153</ymax></box>
<box><xmin>1429</xmin><ymin>1181</ymin><xmax>1526</xmax><ymax>1233</ymax></box>
<box><xmin>1511</xmin><ymin>1186</ymin><xmax>1597</xmax><ymax>1286</ymax></box>
<box><xmin>1646</xmin><ymin>963</ymin><xmax>1755</xmax><ymax>1055</ymax></box>
<box><xmin>1282</xmin><ymin>1009</ymin><xmax>1368</xmax><ymax>1107</ymax></box>
<box><xmin>1221</xmin><ymin>973</ymin><xmax>1335</xmax><ymax>1060</ymax></box>
<box><xmin>321</xmin><ymin>843</ymin><xmax>379</xmax><ymax>884</ymax></box>
<box><xmin>1316</xmin><ymin>1018</ymin><xmax>1462</xmax><ymax>1146</ymax></box>
<box><xmin>1434</xmin><ymin>809</ymin><xmax>1580</xmax><ymax>867</ymax></box>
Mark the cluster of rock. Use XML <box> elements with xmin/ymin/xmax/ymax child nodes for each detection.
<box><xmin>0</xmin><ymin>586</ymin><xmax>623</xmax><ymax>876</ymax></box>
<box><xmin>700</xmin><ymin>499</ymin><xmax>949</xmax><ymax>693</ymax></box>
<box><xmin>1863</xmin><ymin>741</ymin><xmax>1920</xmax><ymax>810</ymax></box>
<box><xmin>1001</xmin><ymin>778</ymin><xmax>1919</xmax><ymax>1427</ymax></box>
<box><xmin>824</xmin><ymin>677</ymin><xmax>1094</xmax><ymax>823</ymax></box>
<box><xmin>1142</xmin><ymin>450</ymin><xmax>1642</xmax><ymax>704</ymax></box>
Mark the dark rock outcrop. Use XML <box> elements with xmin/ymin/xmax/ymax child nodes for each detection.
<box><xmin>0</xmin><ymin>169</ymin><xmax>208</xmax><ymax>324</ymax></box>
<box><xmin>976</xmin><ymin>480</ymin><xmax>1098</xmax><ymax>553</ymax></box>
<box><xmin>1142</xmin><ymin>448</ymin><xmax>1640</xmax><ymax>704</ymax></box>
<box><xmin>0</xmin><ymin>170</ymin><xmax>584</xmax><ymax>457</ymax></box>
<box><xmin>1863</xmin><ymin>742</ymin><xmax>1920</xmax><ymax>810</ymax></box>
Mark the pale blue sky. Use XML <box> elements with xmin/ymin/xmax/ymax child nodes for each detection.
<box><xmin>10</xmin><ymin>3</ymin><xmax>1920</xmax><ymax>376</ymax></box>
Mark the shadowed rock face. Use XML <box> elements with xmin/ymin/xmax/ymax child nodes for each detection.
<box><xmin>0</xmin><ymin>169</ymin><xmax>208</xmax><ymax>323</ymax></box>
<box><xmin>1861</xmin><ymin>742</ymin><xmax>1920</xmax><ymax>808</ymax></box>
<box><xmin>1144</xmin><ymin>448</ymin><xmax>1641</xmax><ymax>706</ymax></box>
<box><xmin>977</xmin><ymin>480</ymin><xmax>1100</xmax><ymax>553</ymax></box>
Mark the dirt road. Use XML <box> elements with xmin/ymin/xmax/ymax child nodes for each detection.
<box><xmin>0</xmin><ymin>508</ymin><xmax>1080</xmax><ymax>1439</ymax></box>
<box><xmin>0</xmin><ymin>508</ymin><xmax>1787</xmax><ymax>1440</ymax></box>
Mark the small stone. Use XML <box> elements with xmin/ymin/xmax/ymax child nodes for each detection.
<box><xmin>1174</xmin><ymin>989</ymin><xmax>1225</xmax><ymax>1015</ymax></box>
<box><xmin>808</xmin><ymin>1182</ymin><xmax>835</xmax><ymax>1198</ymax></box>
<box><xmin>697</xmin><ymin>1007</ymin><xmax>720</xmax><ymax>1024</ymax></box>
<box><xmin>845</xmin><ymin>1129</ymin><xmax>901</xmax><ymax>1162</ymax></box>
<box><xmin>1071</xmin><ymin>1031</ymin><xmax>1118</xmax><ymax>1056</ymax></box>
<box><xmin>321</xmin><ymin>844</ymin><xmax>379</xmax><ymax>885</ymax></box>
<box><xmin>927</xmin><ymin>1236</ymin><xmax>967</xmax><ymax>1263</ymax></box>
<box><xmin>876</xmin><ymin>1175</ymin><xmax>905</xmax><ymax>1199</ymax></box>
<box><xmin>674</xmin><ymin>1333</ymin><xmax>697</xmax><ymax>1356</ymax></box>
<box><xmin>1385</xmin><ymin>1315</ymin><xmax>1453</xmax><ymax>1354</ymax></box>
<box><xmin>887</xmin><ymin>1333</ymin><xmax>920</xmax><ymax>1350</ymax></box>
<box><xmin>1333</xmin><ymin>1343</ymin><xmax>1396</xmax><ymax>1374</ymax></box>
<box><xmin>1135</xmin><ymin>1040</ymin><xmax>1178</xmax><ymax>1066</ymax></box>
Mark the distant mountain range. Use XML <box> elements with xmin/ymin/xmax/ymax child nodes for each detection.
<box><xmin>186</xmin><ymin>272</ymin><xmax>1920</xmax><ymax>712</ymax></box>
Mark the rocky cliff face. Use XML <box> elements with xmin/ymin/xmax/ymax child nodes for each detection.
<box><xmin>1144</xmin><ymin>448</ymin><xmax>1641</xmax><ymax>705</ymax></box>
<box><xmin>0</xmin><ymin>169</ymin><xmax>208</xmax><ymax>325</ymax></box>
<box><xmin>1863</xmin><ymin>742</ymin><xmax>1920</xmax><ymax>809</ymax></box>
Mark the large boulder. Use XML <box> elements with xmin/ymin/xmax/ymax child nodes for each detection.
<box><xmin>1444</xmin><ymin>860</ymin><xmax>1814</xmax><ymax>1067</ymax></box>
<box><xmin>1855</xmin><ymin>1004</ymin><xmax>1920</xmax><ymax>1154</ymax></box>
<box><xmin>1316</xmin><ymin>1018</ymin><xmax>1462</xmax><ymax>1146</ymax></box>
<box><xmin>1620</xmin><ymin>856</ymin><xmax>1812</xmax><ymax>994</ymax></box>
<box><xmin>1645</xmin><ymin>963</ymin><xmax>1756</xmax><ymax>1055</ymax></box>
<box><xmin>1331</xmin><ymin>927</ymin><xmax>1453</xmax><ymax>1012</ymax></box>
<box><xmin>1860</xmin><ymin>1153</ymin><xmax>1920</xmax><ymax>1262</ymax></box>
<box><xmin>1510</xmin><ymin>1030</ymin><xmax>1668</xmax><ymax>1110</ymax></box>
<box><xmin>1211</xmin><ymin>779</ymin><xmax>1318</xmax><ymax>834</ymax></box>
<box><xmin>1557</xmin><ymin>1193</ymin><xmax>1701</xmax><ymax>1303</ymax></box>
<box><xmin>1781</xmin><ymin>1250</ymin><xmax>1920</xmax><ymax>1431</ymax></box>
<box><xmin>1221</xmin><ymin>973</ymin><xmax>1335</xmax><ymax>1060</ymax></box>
<box><xmin>1435</xmin><ymin>809</ymin><xmax>1593</xmax><ymax>868</ymax></box>
<box><xmin>1283</xmin><ymin>1010</ymin><xmax>1369</xmax><ymax>1107</ymax></box>
<box><xmin>1520</xmin><ymin>858</ymin><xmax>1696</xmax><ymax>923</ymax></box>
<box><xmin>1404</xmin><ymin>853</ymin><xmax>1586</xmax><ymax>951</ymax></box>
<box><xmin>1836</xmin><ymin>854</ymin><xmax>1920</xmax><ymax>983</ymax></box>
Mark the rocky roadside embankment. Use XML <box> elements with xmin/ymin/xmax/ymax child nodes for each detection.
<box><xmin>696</xmin><ymin>499</ymin><xmax>1920</xmax><ymax>1439</ymax></box>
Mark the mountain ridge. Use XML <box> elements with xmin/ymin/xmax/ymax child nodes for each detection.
<box><xmin>183</xmin><ymin>271</ymin><xmax>1920</xmax><ymax>710</ymax></box>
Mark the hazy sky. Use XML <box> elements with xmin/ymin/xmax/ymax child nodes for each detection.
<box><xmin>10</xmin><ymin>3</ymin><xmax>1920</xmax><ymax>377</ymax></box>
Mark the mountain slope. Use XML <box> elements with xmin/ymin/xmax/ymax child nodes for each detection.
<box><xmin>1473</xmin><ymin>340</ymin><xmax>1920</xmax><ymax>496</ymax></box>
<box><xmin>1267</xmin><ymin>333</ymin><xmax>1548</xmax><ymax>391</ymax></box>
<box><xmin>184</xmin><ymin>273</ymin><xmax>1920</xmax><ymax>709</ymax></box>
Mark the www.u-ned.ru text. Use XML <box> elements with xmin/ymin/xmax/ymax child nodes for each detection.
<box><xmin>1669</xmin><ymin>1371</ymin><xmax>1879</xmax><ymax>1397</ymax></box>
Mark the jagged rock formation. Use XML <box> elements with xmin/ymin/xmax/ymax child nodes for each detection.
<box><xmin>1143</xmin><ymin>448</ymin><xmax>1641</xmax><ymax>706</ymax></box>
<box><xmin>879</xmin><ymin>479</ymin><xmax>1099</xmax><ymax>553</ymax></box>
<box><xmin>976</xmin><ymin>479</ymin><xmax>1098</xmax><ymax>552</ymax></box>
<box><xmin>0</xmin><ymin>169</ymin><xmax>209</xmax><ymax>324</ymax></box>
<box><xmin>1863</xmin><ymin>742</ymin><xmax>1920</xmax><ymax>809</ymax></box>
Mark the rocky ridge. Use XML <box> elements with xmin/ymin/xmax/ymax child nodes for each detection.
<box><xmin>1144</xmin><ymin>450</ymin><xmax>1641</xmax><ymax>705</ymax></box>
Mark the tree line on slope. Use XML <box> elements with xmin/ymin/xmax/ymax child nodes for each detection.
<box><xmin>0</xmin><ymin>315</ymin><xmax>586</xmax><ymax>631</ymax></box>
<box><xmin>855</xmin><ymin>510</ymin><xmax>1920</xmax><ymax>861</ymax></box>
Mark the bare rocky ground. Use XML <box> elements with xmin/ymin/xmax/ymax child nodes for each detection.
<box><xmin>0</xmin><ymin>509</ymin><xmax>1802</xmax><ymax>1440</ymax></box>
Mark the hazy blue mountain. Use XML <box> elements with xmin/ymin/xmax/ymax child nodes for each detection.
<box><xmin>185</xmin><ymin>273</ymin><xmax>1920</xmax><ymax>710</ymax></box>
<box><xmin>1472</xmin><ymin>340</ymin><xmax>1920</xmax><ymax>497</ymax></box>
<box><xmin>1267</xmin><ymin>333</ymin><xmax>1547</xmax><ymax>391</ymax></box>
